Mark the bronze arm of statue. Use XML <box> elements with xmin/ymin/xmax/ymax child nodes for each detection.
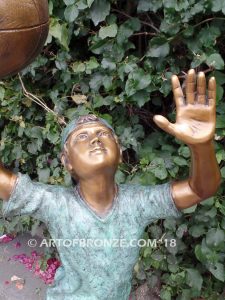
<box><xmin>0</xmin><ymin>162</ymin><xmax>17</xmax><ymax>201</ymax></box>
<box><xmin>153</xmin><ymin>69</ymin><xmax>221</xmax><ymax>209</ymax></box>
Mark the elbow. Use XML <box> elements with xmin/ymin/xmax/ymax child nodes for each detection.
<box><xmin>195</xmin><ymin>174</ymin><xmax>221</xmax><ymax>200</ymax></box>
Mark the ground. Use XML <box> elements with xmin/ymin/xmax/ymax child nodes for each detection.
<box><xmin>0</xmin><ymin>233</ymin><xmax>47</xmax><ymax>300</ymax></box>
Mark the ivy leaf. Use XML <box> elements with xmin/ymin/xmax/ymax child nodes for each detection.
<box><xmin>195</xmin><ymin>244</ymin><xmax>207</xmax><ymax>263</ymax></box>
<box><xmin>147</xmin><ymin>37</ymin><xmax>170</xmax><ymax>58</ymax></box>
<box><xmin>149</xmin><ymin>158</ymin><xmax>168</xmax><ymax>180</ymax></box>
<box><xmin>216</xmin><ymin>115</ymin><xmax>225</xmax><ymax>128</ymax></box>
<box><xmin>99</xmin><ymin>24</ymin><xmax>118</xmax><ymax>39</ymax></box>
<box><xmin>90</xmin><ymin>0</ymin><xmax>110</xmax><ymax>26</ymax></box>
<box><xmin>200</xmin><ymin>197</ymin><xmax>214</xmax><ymax>206</ymax></box>
<box><xmin>216</xmin><ymin>84</ymin><xmax>224</xmax><ymax>102</ymax></box>
<box><xmin>189</xmin><ymin>225</ymin><xmax>205</xmax><ymax>238</ymax></box>
<box><xmin>137</xmin><ymin>0</ymin><xmax>162</xmax><ymax>12</ymax></box>
<box><xmin>0</xmin><ymin>86</ymin><xmax>5</xmax><ymax>101</ymax></box>
<box><xmin>186</xmin><ymin>268</ymin><xmax>203</xmax><ymax>291</ymax></box>
<box><xmin>89</xmin><ymin>73</ymin><xmax>104</xmax><ymax>91</ymax></box>
<box><xmin>27</xmin><ymin>142</ymin><xmax>38</xmax><ymax>154</ymax></box>
<box><xmin>198</xmin><ymin>26</ymin><xmax>220</xmax><ymax>48</ymax></box>
<box><xmin>160</xmin><ymin>289</ymin><xmax>171</xmax><ymax>300</ymax></box>
<box><xmin>180</xmin><ymin>290</ymin><xmax>192</xmax><ymax>299</ymax></box>
<box><xmin>125</xmin><ymin>69</ymin><xmax>151</xmax><ymax>96</ymax></box>
<box><xmin>85</xmin><ymin>57</ymin><xmax>99</xmax><ymax>74</ymax></box>
<box><xmin>207</xmin><ymin>262</ymin><xmax>225</xmax><ymax>282</ymax></box>
<box><xmin>71</xmin><ymin>61</ymin><xmax>85</xmax><ymax>73</ymax></box>
<box><xmin>87</xmin><ymin>0</ymin><xmax>94</xmax><ymax>7</ymax></box>
<box><xmin>117</xmin><ymin>18</ymin><xmax>141</xmax><ymax>45</ymax></box>
<box><xmin>89</xmin><ymin>39</ymin><xmax>109</xmax><ymax>52</ymax></box>
<box><xmin>173</xmin><ymin>156</ymin><xmax>188</xmax><ymax>166</ymax></box>
<box><xmin>64</xmin><ymin>4</ymin><xmax>79</xmax><ymax>22</ymax></box>
<box><xmin>214</xmin><ymin>71</ymin><xmax>225</xmax><ymax>85</ymax></box>
<box><xmin>212</xmin><ymin>0</ymin><xmax>225</xmax><ymax>14</ymax></box>
<box><xmin>49</xmin><ymin>18</ymin><xmax>69</xmax><ymax>50</ymax></box>
<box><xmin>191</xmin><ymin>53</ymin><xmax>207</xmax><ymax>68</ymax></box>
<box><xmin>101</xmin><ymin>58</ymin><xmax>116</xmax><ymax>70</ymax></box>
<box><xmin>182</xmin><ymin>205</ymin><xmax>197</xmax><ymax>214</ymax></box>
<box><xmin>221</xmin><ymin>166</ymin><xmax>225</xmax><ymax>178</ymax></box>
<box><xmin>63</xmin><ymin>0</ymin><xmax>75</xmax><ymax>5</ymax></box>
<box><xmin>115</xmin><ymin>169</ymin><xmax>126</xmax><ymax>184</ymax></box>
<box><xmin>38</xmin><ymin>168</ymin><xmax>50</xmax><ymax>183</ymax></box>
<box><xmin>205</xmin><ymin>228</ymin><xmax>225</xmax><ymax>248</ymax></box>
<box><xmin>178</xmin><ymin>146</ymin><xmax>190</xmax><ymax>158</ymax></box>
<box><xmin>206</xmin><ymin>53</ymin><xmax>224</xmax><ymax>70</ymax></box>
<box><xmin>129</xmin><ymin>90</ymin><xmax>150</xmax><ymax>107</ymax></box>
<box><xmin>176</xmin><ymin>224</ymin><xmax>187</xmax><ymax>238</ymax></box>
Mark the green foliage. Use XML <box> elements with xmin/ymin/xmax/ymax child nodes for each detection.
<box><xmin>0</xmin><ymin>0</ymin><xmax>225</xmax><ymax>297</ymax></box>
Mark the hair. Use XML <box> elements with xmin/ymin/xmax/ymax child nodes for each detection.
<box><xmin>76</xmin><ymin>114</ymin><xmax>100</xmax><ymax>125</ymax></box>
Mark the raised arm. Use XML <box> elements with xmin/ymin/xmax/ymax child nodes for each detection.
<box><xmin>153</xmin><ymin>69</ymin><xmax>221</xmax><ymax>210</ymax></box>
<box><xmin>0</xmin><ymin>162</ymin><xmax>17</xmax><ymax>201</ymax></box>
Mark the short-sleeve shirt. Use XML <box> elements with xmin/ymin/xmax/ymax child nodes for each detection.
<box><xmin>2</xmin><ymin>174</ymin><xmax>182</xmax><ymax>300</ymax></box>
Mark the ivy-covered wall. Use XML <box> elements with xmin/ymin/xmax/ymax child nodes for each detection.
<box><xmin>0</xmin><ymin>1</ymin><xmax>225</xmax><ymax>299</ymax></box>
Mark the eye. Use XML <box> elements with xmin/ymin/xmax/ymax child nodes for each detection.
<box><xmin>98</xmin><ymin>131</ymin><xmax>111</xmax><ymax>138</ymax></box>
<box><xmin>76</xmin><ymin>133</ymin><xmax>88</xmax><ymax>141</ymax></box>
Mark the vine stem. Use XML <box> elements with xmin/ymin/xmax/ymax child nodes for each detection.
<box><xmin>168</xmin><ymin>17</ymin><xmax>225</xmax><ymax>42</ymax></box>
<box><xmin>133</xmin><ymin>32</ymin><xmax>156</xmax><ymax>36</ymax></box>
<box><xmin>18</xmin><ymin>74</ymin><xmax>66</xmax><ymax>126</ymax></box>
<box><xmin>112</xmin><ymin>8</ymin><xmax>160</xmax><ymax>33</ymax></box>
<box><xmin>193</xmin><ymin>17</ymin><xmax>225</xmax><ymax>28</ymax></box>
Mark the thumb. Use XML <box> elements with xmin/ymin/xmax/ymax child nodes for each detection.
<box><xmin>153</xmin><ymin>115</ymin><xmax>175</xmax><ymax>136</ymax></box>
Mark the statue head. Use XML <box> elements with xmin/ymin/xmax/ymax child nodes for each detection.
<box><xmin>60</xmin><ymin>115</ymin><xmax>122</xmax><ymax>183</ymax></box>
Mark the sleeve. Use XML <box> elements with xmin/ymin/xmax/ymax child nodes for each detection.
<box><xmin>1</xmin><ymin>173</ymin><xmax>58</xmax><ymax>223</ymax></box>
<box><xmin>131</xmin><ymin>182</ymin><xmax>182</xmax><ymax>226</ymax></box>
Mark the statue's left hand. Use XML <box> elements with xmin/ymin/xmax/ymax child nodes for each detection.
<box><xmin>153</xmin><ymin>69</ymin><xmax>216</xmax><ymax>145</ymax></box>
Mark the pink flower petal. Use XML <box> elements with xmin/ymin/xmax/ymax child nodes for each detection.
<box><xmin>13</xmin><ymin>242</ymin><xmax>21</xmax><ymax>249</ymax></box>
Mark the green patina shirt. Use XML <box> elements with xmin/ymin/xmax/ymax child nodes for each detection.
<box><xmin>2</xmin><ymin>173</ymin><xmax>182</xmax><ymax>300</ymax></box>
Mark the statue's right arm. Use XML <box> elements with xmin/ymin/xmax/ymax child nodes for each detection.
<box><xmin>0</xmin><ymin>162</ymin><xmax>18</xmax><ymax>201</ymax></box>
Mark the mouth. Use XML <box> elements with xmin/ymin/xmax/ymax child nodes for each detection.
<box><xmin>90</xmin><ymin>147</ymin><xmax>106</xmax><ymax>153</ymax></box>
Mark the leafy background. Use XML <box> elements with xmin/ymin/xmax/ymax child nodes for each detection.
<box><xmin>0</xmin><ymin>0</ymin><xmax>225</xmax><ymax>299</ymax></box>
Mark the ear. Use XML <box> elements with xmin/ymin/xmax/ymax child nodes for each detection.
<box><xmin>114</xmin><ymin>135</ymin><xmax>123</xmax><ymax>164</ymax></box>
<box><xmin>60</xmin><ymin>152</ymin><xmax>73</xmax><ymax>173</ymax></box>
<box><xmin>119</xmin><ymin>147</ymin><xmax>123</xmax><ymax>163</ymax></box>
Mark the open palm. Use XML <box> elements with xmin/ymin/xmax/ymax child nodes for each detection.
<box><xmin>153</xmin><ymin>69</ymin><xmax>216</xmax><ymax>145</ymax></box>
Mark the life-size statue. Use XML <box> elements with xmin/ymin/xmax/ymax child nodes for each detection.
<box><xmin>0</xmin><ymin>68</ymin><xmax>221</xmax><ymax>299</ymax></box>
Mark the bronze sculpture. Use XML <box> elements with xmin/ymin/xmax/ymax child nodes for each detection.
<box><xmin>0</xmin><ymin>69</ymin><xmax>221</xmax><ymax>299</ymax></box>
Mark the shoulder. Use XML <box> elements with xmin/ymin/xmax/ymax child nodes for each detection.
<box><xmin>118</xmin><ymin>182</ymin><xmax>172</xmax><ymax>203</ymax></box>
<box><xmin>119</xmin><ymin>183</ymin><xmax>154</xmax><ymax>194</ymax></box>
<box><xmin>15</xmin><ymin>173</ymin><xmax>74</xmax><ymax>198</ymax></box>
<box><xmin>118</xmin><ymin>183</ymin><xmax>153</xmax><ymax>202</ymax></box>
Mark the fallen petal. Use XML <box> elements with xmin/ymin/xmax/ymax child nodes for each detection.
<box><xmin>16</xmin><ymin>282</ymin><xmax>24</xmax><ymax>290</ymax></box>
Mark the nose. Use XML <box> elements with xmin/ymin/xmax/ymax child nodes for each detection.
<box><xmin>90</xmin><ymin>135</ymin><xmax>102</xmax><ymax>146</ymax></box>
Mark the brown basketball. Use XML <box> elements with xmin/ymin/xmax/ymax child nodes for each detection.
<box><xmin>0</xmin><ymin>0</ymin><xmax>49</xmax><ymax>79</ymax></box>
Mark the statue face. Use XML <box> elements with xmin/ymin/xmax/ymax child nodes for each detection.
<box><xmin>62</xmin><ymin>122</ymin><xmax>121</xmax><ymax>180</ymax></box>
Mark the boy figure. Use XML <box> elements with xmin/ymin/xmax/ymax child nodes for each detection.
<box><xmin>0</xmin><ymin>69</ymin><xmax>221</xmax><ymax>300</ymax></box>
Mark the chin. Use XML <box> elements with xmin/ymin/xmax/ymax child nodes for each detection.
<box><xmin>75</xmin><ymin>161</ymin><xmax>118</xmax><ymax>178</ymax></box>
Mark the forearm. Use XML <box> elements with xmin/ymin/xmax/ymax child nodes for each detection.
<box><xmin>172</xmin><ymin>141</ymin><xmax>221</xmax><ymax>210</ymax></box>
<box><xmin>0</xmin><ymin>162</ymin><xmax>17</xmax><ymax>201</ymax></box>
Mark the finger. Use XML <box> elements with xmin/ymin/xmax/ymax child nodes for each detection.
<box><xmin>153</xmin><ymin>115</ymin><xmax>175</xmax><ymax>136</ymax></box>
<box><xmin>208</xmin><ymin>76</ymin><xmax>216</xmax><ymax>107</ymax></box>
<box><xmin>171</xmin><ymin>75</ymin><xmax>185</xmax><ymax>107</ymax></box>
<box><xmin>186</xmin><ymin>69</ymin><xmax>196</xmax><ymax>104</ymax></box>
<box><xmin>197</xmin><ymin>71</ymin><xmax>206</xmax><ymax>104</ymax></box>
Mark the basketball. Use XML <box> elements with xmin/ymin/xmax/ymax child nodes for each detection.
<box><xmin>0</xmin><ymin>0</ymin><xmax>49</xmax><ymax>79</ymax></box>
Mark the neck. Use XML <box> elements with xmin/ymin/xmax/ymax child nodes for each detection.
<box><xmin>77</xmin><ymin>174</ymin><xmax>117</xmax><ymax>214</ymax></box>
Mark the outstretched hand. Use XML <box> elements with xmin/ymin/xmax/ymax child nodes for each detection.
<box><xmin>153</xmin><ymin>69</ymin><xmax>216</xmax><ymax>145</ymax></box>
